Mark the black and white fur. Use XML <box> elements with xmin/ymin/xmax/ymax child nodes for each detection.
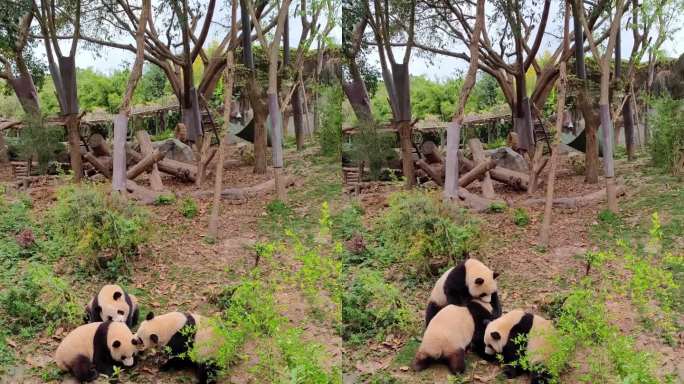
<box><xmin>84</xmin><ymin>284</ymin><xmax>139</xmax><ymax>328</ymax></box>
<box><xmin>55</xmin><ymin>321</ymin><xmax>138</xmax><ymax>382</ymax></box>
<box><xmin>413</xmin><ymin>299</ymin><xmax>498</xmax><ymax>374</ymax></box>
<box><xmin>483</xmin><ymin>309</ymin><xmax>555</xmax><ymax>384</ymax></box>
<box><xmin>425</xmin><ymin>258</ymin><xmax>501</xmax><ymax>327</ymax></box>
<box><xmin>134</xmin><ymin>311</ymin><xmax>218</xmax><ymax>384</ymax></box>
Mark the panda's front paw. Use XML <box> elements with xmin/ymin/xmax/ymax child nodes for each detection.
<box><xmin>502</xmin><ymin>365</ymin><xmax>520</xmax><ymax>379</ymax></box>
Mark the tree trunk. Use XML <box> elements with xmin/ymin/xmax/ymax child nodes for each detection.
<box><xmin>268</xmin><ymin>92</ymin><xmax>286</xmax><ymax>200</ymax></box>
<box><xmin>341</xmin><ymin>61</ymin><xmax>374</xmax><ymax>124</ymax></box>
<box><xmin>112</xmin><ymin>115</ymin><xmax>128</xmax><ymax>192</ymax></box>
<box><xmin>444</xmin><ymin>122</ymin><xmax>462</xmax><ymax>199</ymax></box>
<box><xmin>0</xmin><ymin>133</ymin><xmax>8</xmax><ymax>164</ymax></box>
<box><xmin>196</xmin><ymin>133</ymin><xmax>212</xmax><ymax>186</ymax></box>
<box><xmin>126</xmin><ymin>148</ymin><xmax>168</xmax><ymax>180</ymax></box>
<box><xmin>540</xmin><ymin>6</ymin><xmax>569</xmax><ymax>246</ymax></box>
<box><xmin>577</xmin><ymin>88</ymin><xmax>600</xmax><ymax>183</ymax></box>
<box><xmin>600</xmin><ymin>103</ymin><xmax>618</xmax><ymax>212</ymax></box>
<box><xmin>623</xmin><ymin>93</ymin><xmax>635</xmax><ymax>160</ymax></box>
<box><xmin>8</xmin><ymin>74</ymin><xmax>41</xmax><ymax>117</ymax></box>
<box><xmin>392</xmin><ymin>63</ymin><xmax>414</xmax><ymax>188</ymax></box>
<box><xmin>249</xmin><ymin>76</ymin><xmax>269</xmax><ymax>174</ymax></box>
<box><xmin>292</xmin><ymin>85</ymin><xmax>304</xmax><ymax>150</ymax></box>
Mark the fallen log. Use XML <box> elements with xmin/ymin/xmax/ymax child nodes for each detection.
<box><xmin>83</xmin><ymin>152</ymin><xmax>112</xmax><ymax>179</ymax></box>
<box><xmin>416</xmin><ymin>159</ymin><xmax>443</xmax><ymax>186</ymax></box>
<box><xmin>469</xmin><ymin>138</ymin><xmax>496</xmax><ymax>198</ymax></box>
<box><xmin>456</xmin><ymin>188</ymin><xmax>507</xmax><ymax>213</ymax></box>
<box><xmin>126</xmin><ymin>179</ymin><xmax>168</xmax><ymax>205</ymax></box>
<box><xmin>126</xmin><ymin>148</ymin><xmax>168</xmax><ymax>180</ymax></box>
<box><xmin>136</xmin><ymin>131</ymin><xmax>164</xmax><ymax>191</ymax></box>
<box><xmin>458</xmin><ymin>158</ymin><xmax>497</xmax><ymax>188</ymax></box>
<box><xmin>522</xmin><ymin>185</ymin><xmax>626</xmax><ymax>208</ymax></box>
<box><xmin>126</xmin><ymin>145</ymin><xmax>197</xmax><ymax>182</ymax></box>
<box><xmin>459</xmin><ymin>153</ymin><xmax>528</xmax><ymax>190</ymax></box>
<box><xmin>192</xmin><ymin>175</ymin><xmax>295</xmax><ymax>200</ymax></box>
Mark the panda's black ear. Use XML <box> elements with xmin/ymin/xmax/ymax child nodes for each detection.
<box><xmin>493</xmin><ymin>272</ymin><xmax>500</xmax><ymax>279</ymax></box>
<box><xmin>112</xmin><ymin>340</ymin><xmax>121</xmax><ymax>348</ymax></box>
<box><xmin>475</xmin><ymin>277</ymin><xmax>484</xmax><ymax>285</ymax></box>
<box><xmin>491</xmin><ymin>331</ymin><xmax>501</xmax><ymax>340</ymax></box>
<box><xmin>94</xmin><ymin>306</ymin><xmax>102</xmax><ymax>314</ymax></box>
<box><xmin>150</xmin><ymin>334</ymin><xmax>158</xmax><ymax>344</ymax></box>
<box><xmin>131</xmin><ymin>338</ymin><xmax>139</xmax><ymax>346</ymax></box>
<box><xmin>113</xmin><ymin>292</ymin><xmax>123</xmax><ymax>301</ymax></box>
<box><xmin>146</xmin><ymin>312</ymin><xmax>155</xmax><ymax>321</ymax></box>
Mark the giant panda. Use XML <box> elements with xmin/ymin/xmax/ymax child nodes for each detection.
<box><xmin>483</xmin><ymin>309</ymin><xmax>555</xmax><ymax>384</ymax></box>
<box><xmin>85</xmin><ymin>284</ymin><xmax>139</xmax><ymax>328</ymax></box>
<box><xmin>55</xmin><ymin>321</ymin><xmax>139</xmax><ymax>382</ymax></box>
<box><xmin>425</xmin><ymin>258</ymin><xmax>501</xmax><ymax>327</ymax></box>
<box><xmin>133</xmin><ymin>311</ymin><xmax>219</xmax><ymax>384</ymax></box>
<box><xmin>413</xmin><ymin>299</ymin><xmax>497</xmax><ymax>374</ymax></box>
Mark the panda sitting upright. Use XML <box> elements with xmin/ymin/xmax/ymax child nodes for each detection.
<box><xmin>85</xmin><ymin>284</ymin><xmax>139</xmax><ymax>328</ymax></box>
<box><xmin>425</xmin><ymin>257</ymin><xmax>502</xmax><ymax>327</ymax></box>
<box><xmin>134</xmin><ymin>311</ymin><xmax>219</xmax><ymax>384</ymax></box>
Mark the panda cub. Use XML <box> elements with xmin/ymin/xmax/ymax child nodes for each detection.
<box><xmin>55</xmin><ymin>321</ymin><xmax>139</xmax><ymax>382</ymax></box>
<box><xmin>134</xmin><ymin>311</ymin><xmax>219</xmax><ymax>384</ymax></box>
<box><xmin>483</xmin><ymin>309</ymin><xmax>556</xmax><ymax>384</ymax></box>
<box><xmin>425</xmin><ymin>258</ymin><xmax>501</xmax><ymax>327</ymax></box>
<box><xmin>413</xmin><ymin>299</ymin><xmax>496</xmax><ymax>374</ymax></box>
<box><xmin>85</xmin><ymin>284</ymin><xmax>139</xmax><ymax>328</ymax></box>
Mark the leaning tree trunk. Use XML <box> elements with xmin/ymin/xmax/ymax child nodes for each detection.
<box><xmin>58</xmin><ymin>56</ymin><xmax>82</xmax><ymax>183</ymax></box>
<box><xmin>249</xmin><ymin>77</ymin><xmax>269</xmax><ymax>174</ymax></box>
<box><xmin>8</xmin><ymin>73</ymin><xmax>41</xmax><ymax>117</ymax></box>
<box><xmin>342</xmin><ymin>60</ymin><xmax>374</xmax><ymax>125</ymax></box>
<box><xmin>444</xmin><ymin>0</ymin><xmax>485</xmax><ymax>200</ymax></box>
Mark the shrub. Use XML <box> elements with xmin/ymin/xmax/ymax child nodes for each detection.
<box><xmin>342</xmin><ymin>268</ymin><xmax>414</xmax><ymax>343</ymax></box>
<box><xmin>179</xmin><ymin>197</ymin><xmax>198</xmax><ymax>218</ymax></box>
<box><xmin>45</xmin><ymin>184</ymin><xmax>149</xmax><ymax>275</ymax></box>
<box><xmin>512</xmin><ymin>208</ymin><xmax>530</xmax><ymax>226</ymax></box>
<box><xmin>153</xmin><ymin>194</ymin><xmax>176</xmax><ymax>205</ymax></box>
<box><xmin>648</xmin><ymin>97</ymin><xmax>684</xmax><ymax>174</ymax></box>
<box><xmin>318</xmin><ymin>84</ymin><xmax>343</xmax><ymax>158</ymax></box>
<box><xmin>373</xmin><ymin>191</ymin><xmax>479</xmax><ymax>276</ymax></box>
<box><xmin>15</xmin><ymin>116</ymin><xmax>66</xmax><ymax>174</ymax></box>
<box><xmin>331</xmin><ymin>204</ymin><xmax>365</xmax><ymax>242</ymax></box>
<box><xmin>0</xmin><ymin>263</ymin><xmax>81</xmax><ymax>336</ymax></box>
<box><xmin>487</xmin><ymin>201</ymin><xmax>507</xmax><ymax>213</ymax></box>
<box><xmin>348</xmin><ymin>120</ymin><xmax>397</xmax><ymax>180</ymax></box>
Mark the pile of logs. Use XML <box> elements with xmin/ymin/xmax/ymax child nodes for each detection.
<box><xmin>415</xmin><ymin>138</ymin><xmax>530</xmax><ymax>211</ymax></box>
<box><xmin>82</xmin><ymin>132</ymin><xmax>198</xmax><ymax>204</ymax></box>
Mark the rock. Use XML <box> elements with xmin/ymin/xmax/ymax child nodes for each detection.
<box><xmin>151</xmin><ymin>138</ymin><xmax>195</xmax><ymax>163</ymax></box>
<box><xmin>484</xmin><ymin>146</ymin><xmax>529</xmax><ymax>172</ymax></box>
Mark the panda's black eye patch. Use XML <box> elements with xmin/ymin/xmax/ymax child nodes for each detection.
<box><xmin>150</xmin><ymin>334</ymin><xmax>159</xmax><ymax>344</ymax></box>
<box><xmin>112</xmin><ymin>340</ymin><xmax>121</xmax><ymax>348</ymax></box>
<box><xmin>107</xmin><ymin>316</ymin><xmax>113</xmax><ymax>321</ymax></box>
<box><xmin>475</xmin><ymin>278</ymin><xmax>485</xmax><ymax>285</ymax></box>
<box><xmin>479</xmin><ymin>293</ymin><xmax>487</xmax><ymax>298</ymax></box>
<box><xmin>113</xmin><ymin>292</ymin><xmax>123</xmax><ymax>300</ymax></box>
<box><xmin>491</xmin><ymin>331</ymin><xmax>501</xmax><ymax>340</ymax></box>
<box><xmin>117</xmin><ymin>310</ymin><xmax>125</xmax><ymax>315</ymax></box>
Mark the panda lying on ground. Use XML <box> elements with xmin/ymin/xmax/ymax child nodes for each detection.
<box><xmin>134</xmin><ymin>311</ymin><xmax>219</xmax><ymax>384</ymax></box>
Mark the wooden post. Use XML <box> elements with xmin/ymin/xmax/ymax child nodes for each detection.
<box><xmin>443</xmin><ymin>122</ymin><xmax>461</xmax><ymax>199</ymax></box>
<box><xmin>468</xmin><ymin>138</ymin><xmax>496</xmax><ymax>198</ymax></box>
<box><xmin>136</xmin><ymin>130</ymin><xmax>164</xmax><ymax>191</ymax></box>
<box><xmin>126</xmin><ymin>148</ymin><xmax>168</xmax><ymax>180</ymax></box>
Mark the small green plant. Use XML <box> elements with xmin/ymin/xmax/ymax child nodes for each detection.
<box><xmin>179</xmin><ymin>197</ymin><xmax>198</xmax><ymax>218</ymax></box>
<box><xmin>153</xmin><ymin>194</ymin><xmax>176</xmax><ymax>205</ymax></box>
<box><xmin>45</xmin><ymin>184</ymin><xmax>149</xmax><ymax>275</ymax></box>
<box><xmin>512</xmin><ymin>208</ymin><xmax>530</xmax><ymax>226</ymax></box>
<box><xmin>647</xmin><ymin>97</ymin><xmax>684</xmax><ymax>174</ymax></box>
<box><xmin>487</xmin><ymin>201</ymin><xmax>507</xmax><ymax>213</ymax></box>
<box><xmin>372</xmin><ymin>191</ymin><xmax>479</xmax><ymax>277</ymax></box>
<box><xmin>484</xmin><ymin>137</ymin><xmax>507</xmax><ymax>150</ymax></box>
<box><xmin>15</xmin><ymin>115</ymin><xmax>66</xmax><ymax>174</ymax></box>
<box><xmin>0</xmin><ymin>263</ymin><xmax>81</xmax><ymax>336</ymax></box>
<box><xmin>342</xmin><ymin>268</ymin><xmax>414</xmax><ymax>343</ymax></box>
<box><xmin>348</xmin><ymin>120</ymin><xmax>397</xmax><ymax>180</ymax></box>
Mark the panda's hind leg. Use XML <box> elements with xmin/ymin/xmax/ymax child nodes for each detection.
<box><xmin>412</xmin><ymin>350</ymin><xmax>433</xmax><ymax>372</ymax></box>
<box><xmin>445</xmin><ymin>348</ymin><xmax>466</xmax><ymax>375</ymax></box>
<box><xmin>196</xmin><ymin>362</ymin><xmax>219</xmax><ymax>384</ymax></box>
<box><xmin>530</xmin><ymin>368</ymin><xmax>552</xmax><ymax>384</ymax></box>
<box><xmin>70</xmin><ymin>354</ymin><xmax>98</xmax><ymax>382</ymax></box>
